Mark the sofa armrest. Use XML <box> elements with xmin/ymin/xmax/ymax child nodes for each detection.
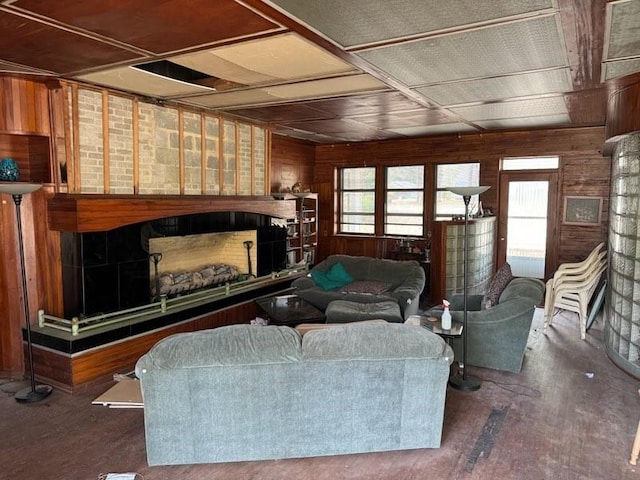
<box><xmin>391</xmin><ymin>267</ymin><xmax>425</xmax><ymax>303</ymax></box>
<box><xmin>292</xmin><ymin>276</ymin><xmax>315</xmax><ymax>291</ymax></box>
<box><xmin>450</xmin><ymin>294</ymin><xmax>483</xmax><ymax>311</ymax></box>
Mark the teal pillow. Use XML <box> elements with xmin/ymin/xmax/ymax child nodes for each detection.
<box><xmin>325</xmin><ymin>261</ymin><xmax>354</xmax><ymax>287</ymax></box>
<box><xmin>310</xmin><ymin>262</ymin><xmax>354</xmax><ymax>291</ymax></box>
<box><xmin>310</xmin><ymin>270</ymin><xmax>343</xmax><ymax>290</ymax></box>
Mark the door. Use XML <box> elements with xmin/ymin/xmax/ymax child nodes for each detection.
<box><xmin>497</xmin><ymin>171</ymin><xmax>558</xmax><ymax>280</ymax></box>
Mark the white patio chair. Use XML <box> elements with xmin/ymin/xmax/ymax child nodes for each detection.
<box><xmin>544</xmin><ymin>245</ymin><xmax>607</xmax><ymax>339</ymax></box>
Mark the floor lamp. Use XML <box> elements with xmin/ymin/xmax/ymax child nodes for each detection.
<box><xmin>447</xmin><ymin>186</ymin><xmax>490</xmax><ymax>392</ymax></box>
<box><xmin>0</xmin><ymin>182</ymin><xmax>53</xmax><ymax>403</ymax></box>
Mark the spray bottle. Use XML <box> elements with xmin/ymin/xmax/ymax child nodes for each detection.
<box><xmin>441</xmin><ymin>299</ymin><xmax>452</xmax><ymax>330</ymax></box>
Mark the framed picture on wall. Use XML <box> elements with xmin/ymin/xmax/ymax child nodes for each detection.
<box><xmin>563</xmin><ymin>196</ymin><xmax>603</xmax><ymax>226</ymax></box>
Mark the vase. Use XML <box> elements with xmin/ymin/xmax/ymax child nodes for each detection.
<box><xmin>0</xmin><ymin>157</ymin><xmax>20</xmax><ymax>181</ymax></box>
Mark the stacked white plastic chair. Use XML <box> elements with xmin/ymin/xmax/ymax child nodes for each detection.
<box><xmin>543</xmin><ymin>242</ymin><xmax>607</xmax><ymax>339</ymax></box>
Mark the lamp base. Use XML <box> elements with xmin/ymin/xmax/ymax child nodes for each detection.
<box><xmin>448</xmin><ymin>373</ymin><xmax>481</xmax><ymax>392</ymax></box>
<box><xmin>15</xmin><ymin>384</ymin><xmax>53</xmax><ymax>404</ymax></box>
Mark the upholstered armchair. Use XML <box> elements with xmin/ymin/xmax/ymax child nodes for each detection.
<box><xmin>447</xmin><ymin>277</ymin><xmax>545</xmax><ymax>373</ymax></box>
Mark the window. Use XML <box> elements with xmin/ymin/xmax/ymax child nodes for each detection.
<box><xmin>502</xmin><ymin>156</ymin><xmax>559</xmax><ymax>170</ymax></box>
<box><xmin>385</xmin><ymin>165</ymin><xmax>424</xmax><ymax>236</ymax></box>
<box><xmin>435</xmin><ymin>163</ymin><xmax>480</xmax><ymax>218</ymax></box>
<box><xmin>338</xmin><ymin>167</ymin><xmax>375</xmax><ymax>234</ymax></box>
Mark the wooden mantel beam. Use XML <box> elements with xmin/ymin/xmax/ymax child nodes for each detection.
<box><xmin>47</xmin><ymin>194</ymin><xmax>296</xmax><ymax>232</ymax></box>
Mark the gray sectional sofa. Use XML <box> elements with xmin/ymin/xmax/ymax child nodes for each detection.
<box><xmin>291</xmin><ymin>254</ymin><xmax>426</xmax><ymax>320</ymax></box>
<box><xmin>135</xmin><ymin>322</ymin><xmax>453</xmax><ymax>466</ymax></box>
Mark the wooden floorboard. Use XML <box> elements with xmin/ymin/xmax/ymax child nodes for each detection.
<box><xmin>1</xmin><ymin>309</ymin><xmax>638</xmax><ymax>480</ymax></box>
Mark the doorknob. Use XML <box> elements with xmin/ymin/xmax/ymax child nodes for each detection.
<box><xmin>500</xmin><ymin>237</ymin><xmax>505</xmax><ymax>241</ymax></box>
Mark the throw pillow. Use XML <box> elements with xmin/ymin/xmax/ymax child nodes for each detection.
<box><xmin>310</xmin><ymin>262</ymin><xmax>354</xmax><ymax>291</ymax></box>
<box><xmin>325</xmin><ymin>262</ymin><xmax>354</xmax><ymax>286</ymax></box>
<box><xmin>339</xmin><ymin>280</ymin><xmax>391</xmax><ymax>295</ymax></box>
<box><xmin>310</xmin><ymin>270</ymin><xmax>343</xmax><ymax>290</ymax></box>
<box><xmin>482</xmin><ymin>263</ymin><xmax>513</xmax><ymax>308</ymax></box>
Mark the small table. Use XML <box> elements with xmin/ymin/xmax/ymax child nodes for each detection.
<box><xmin>405</xmin><ymin>314</ymin><xmax>463</xmax><ymax>341</ymax></box>
<box><xmin>256</xmin><ymin>294</ymin><xmax>325</xmax><ymax>326</ymax></box>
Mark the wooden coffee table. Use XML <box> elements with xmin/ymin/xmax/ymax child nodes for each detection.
<box><xmin>256</xmin><ymin>294</ymin><xmax>325</xmax><ymax>326</ymax></box>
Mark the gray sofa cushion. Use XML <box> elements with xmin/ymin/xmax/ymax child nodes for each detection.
<box><xmin>303</xmin><ymin>323</ymin><xmax>451</xmax><ymax>361</ymax></box>
<box><xmin>136</xmin><ymin>325</ymin><xmax>302</xmax><ymax>371</ymax></box>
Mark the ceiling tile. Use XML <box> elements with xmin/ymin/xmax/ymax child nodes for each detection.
<box><xmin>450</xmin><ymin>96</ymin><xmax>568</xmax><ymax>121</ymax></box>
<box><xmin>222</xmin><ymin>104</ymin><xmax>331</xmax><ymax>123</ymax></box>
<box><xmin>604</xmin><ymin>0</ymin><xmax>640</xmax><ymax>60</ymax></box>
<box><xmin>358</xmin><ymin>15</ymin><xmax>568</xmax><ymax>86</ymax></box>
<box><xmin>416</xmin><ymin>69</ymin><xmax>572</xmax><ymax>106</ymax></box>
<box><xmin>276</xmin><ymin>118</ymin><xmax>399</xmax><ymax>141</ymax></box>
<box><xmin>303</xmin><ymin>91</ymin><xmax>426</xmax><ymax>116</ymax></box>
<box><xmin>186</xmin><ymin>75</ymin><xmax>387</xmax><ymax>108</ymax></box>
<box><xmin>75</xmin><ymin>67</ymin><xmax>214</xmax><ymax>97</ymax></box>
<box><xmin>0</xmin><ymin>11</ymin><xmax>138</xmax><ymax>74</ymax></box>
<box><xmin>475</xmin><ymin>114</ymin><xmax>570</xmax><ymax>130</ymax></box>
<box><xmin>602</xmin><ymin>58</ymin><xmax>640</xmax><ymax>81</ymax></box>
<box><xmin>350</xmin><ymin>109</ymin><xmax>453</xmax><ymax>129</ymax></box>
<box><xmin>10</xmin><ymin>0</ymin><xmax>281</xmax><ymax>54</ymax></box>
<box><xmin>171</xmin><ymin>33</ymin><xmax>356</xmax><ymax>86</ymax></box>
<box><xmin>388</xmin><ymin>123</ymin><xmax>478</xmax><ymax>136</ymax></box>
<box><xmin>269</xmin><ymin>0</ymin><xmax>553</xmax><ymax>47</ymax></box>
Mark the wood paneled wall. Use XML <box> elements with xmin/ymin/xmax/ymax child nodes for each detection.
<box><xmin>0</xmin><ymin>76</ymin><xmax>52</xmax><ymax>135</ymax></box>
<box><xmin>270</xmin><ymin>135</ymin><xmax>316</xmax><ymax>192</ymax></box>
<box><xmin>314</xmin><ymin>127</ymin><xmax>609</xmax><ymax>269</ymax></box>
<box><xmin>605</xmin><ymin>71</ymin><xmax>640</xmax><ymax>142</ymax></box>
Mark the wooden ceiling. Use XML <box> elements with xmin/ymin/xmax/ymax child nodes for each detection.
<box><xmin>0</xmin><ymin>0</ymin><xmax>635</xmax><ymax>144</ymax></box>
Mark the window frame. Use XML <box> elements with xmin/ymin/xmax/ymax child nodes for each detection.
<box><xmin>384</xmin><ymin>164</ymin><xmax>425</xmax><ymax>237</ymax></box>
<box><xmin>434</xmin><ymin>162</ymin><xmax>481</xmax><ymax>219</ymax></box>
<box><xmin>337</xmin><ymin>166</ymin><xmax>376</xmax><ymax>235</ymax></box>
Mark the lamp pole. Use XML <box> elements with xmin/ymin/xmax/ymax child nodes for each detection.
<box><xmin>447</xmin><ymin>186</ymin><xmax>490</xmax><ymax>392</ymax></box>
<box><xmin>0</xmin><ymin>182</ymin><xmax>53</xmax><ymax>403</ymax></box>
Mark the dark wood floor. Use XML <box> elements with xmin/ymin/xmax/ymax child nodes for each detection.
<box><xmin>1</xmin><ymin>309</ymin><xmax>639</xmax><ymax>480</ymax></box>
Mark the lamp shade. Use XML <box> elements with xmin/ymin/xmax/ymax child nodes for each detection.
<box><xmin>0</xmin><ymin>182</ymin><xmax>42</xmax><ymax>195</ymax></box>
<box><xmin>447</xmin><ymin>186</ymin><xmax>490</xmax><ymax>196</ymax></box>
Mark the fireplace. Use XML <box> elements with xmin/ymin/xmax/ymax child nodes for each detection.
<box><xmin>60</xmin><ymin>211</ymin><xmax>287</xmax><ymax>319</ymax></box>
<box><xmin>149</xmin><ymin>230</ymin><xmax>257</xmax><ymax>298</ymax></box>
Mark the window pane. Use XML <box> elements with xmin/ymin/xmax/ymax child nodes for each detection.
<box><xmin>386</xmin><ymin>224</ymin><xmax>423</xmax><ymax>236</ymax></box>
<box><xmin>342</xmin><ymin>214</ymin><xmax>375</xmax><ymax>226</ymax></box>
<box><xmin>436</xmin><ymin>163</ymin><xmax>479</xmax><ymax>188</ymax></box>
<box><xmin>503</xmin><ymin>156</ymin><xmax>559</xmax><ymax>170</ymax></box>
<box><xmin>342</xmin><ymin>192</ymin><xmax>375</xmax><ymax>213</ymax></box>
<box><xmin>385</xmin><ymin>215</ymin><xmax>423</xmax><ymax>225</ymax></box>
<box><xmin>342</xmin><ymin>167</ymin><xmax>375</xmax><ymax>189</ymax></box>
<box><xmin>435</xmin><ymin>191</ymin><xmax>467</xmax><ymax>217</ymax></box>
<box><xmin>435</xmin><ymin>163</ymin><xmax>480</xmax><ymax>217</ymax></box>
<box><xmin>386</xmin><ymin>191</ymin><xmax>423</xmax><ymax>213</ymax></box>
<box><xmin>387</xmin><ymin>165</ymin><xmax>423</xmax><ymax>189</ymax></box>
<box><xmin>342</xmin><ymin>223</ymin><xmax>375</xmax><ymax>234</ymax></box>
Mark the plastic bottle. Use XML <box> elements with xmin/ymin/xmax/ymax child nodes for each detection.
<box><xmin>441</xmin><ymin>299</ymin><xmax>452</xmax><ymax>330</ymax></box>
